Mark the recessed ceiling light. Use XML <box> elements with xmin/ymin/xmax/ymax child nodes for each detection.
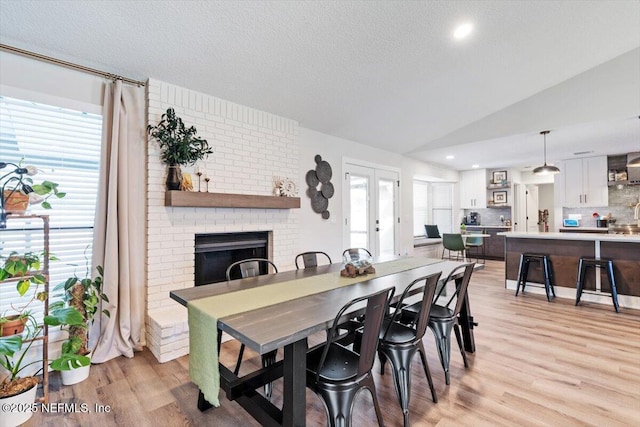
<box><xmin>472</xmin><ymin>164</ymin><xmax>479</xmax><ymax>168</ymax></box>
<box><xmin>454</xmin><ymin>22</ymin><xmax>473</xmax><ymax>40</ymax></box>
<box><xmin>446</xmin><ymin>155</ymin><xmax>455</xmax><ymax>160</ymax></box>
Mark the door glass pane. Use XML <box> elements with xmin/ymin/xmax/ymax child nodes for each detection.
<box><xmin>378</xmin><ymin>178</ymin><xmax>395</xmax><ymax>256</ymax></box>
<box><xmin>350</xmin><ymin>175</ymin><xmax>368</xmax><ymax>249</ymax></box>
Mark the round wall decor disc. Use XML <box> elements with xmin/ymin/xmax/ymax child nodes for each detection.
<box><xmin>316</xmin><ymin>161</ymin><xmax>332</xmax><ymax>183</ymax></box>
<box><xmin>321</xmin><ymin>182</ymin><xmax>334</xmax><ymax>198</ymax></box>
<box><xmin>305</xmin><ymin>170</ymin><xmax>319</xmax><ymax>187</ymax></box>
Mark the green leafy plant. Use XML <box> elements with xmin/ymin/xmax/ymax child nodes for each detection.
<box><xmin>147</xmin><ymin>107</ymin><xmax>213</xmax><ymax>166</ymax></box>
<box><xmin>0</xmin><ymin>250</ymin><xmax>53</xmax><ymax>297</ymax></box>
<box><xmin>0</xmin><ymin>317</ymin><xmax>41</xmax><ymax>398</ymax></box>
<box><xmin>44</xmin><ymin>265</ymin><xmax>110</xmax><ymax>370</ymax></box>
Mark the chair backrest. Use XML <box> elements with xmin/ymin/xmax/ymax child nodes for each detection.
<box><xmin>318</xmin><ymin>287</ymin><xmax>393</xmax><ymax>381</ymax></box>
<box><xmin>435</xmin><ymin>262</ymin><xmax>475</xmax><ymax>317</ymax></box>
<box><xmin>295</xmin><ymin>251</ymin><xmax>332</xmax><ymax>269</ymax></box>
<box><xmin>342</xmin><ymin>248</ymin><xmax>372</xmax><ymax>262</ymax></box>
<box><xmin>424</xmin><ymin>225</ymin><xmax>441</xmax><ymax>238</ymax></box>
<box><xmin>382</xmin><ymin>272</ymin><xmax>441</xmax><ymax>342</ymax></box>
<box><xmin>465</xmin><ymin>236</ymin><xmax>482</xmax><ymax>246</ymax></box>
<box><xmin>225</xmin><ymin>258</ymin><xmax>278</xmax><ymax>281</ymax></box>
<box><xmin>442</xmin><ymin>234</ymin><xmax>466</xmax><ymax>251</ymax></box>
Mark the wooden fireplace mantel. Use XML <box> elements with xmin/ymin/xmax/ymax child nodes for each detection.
<box><xmin>164</xmin><ymin>191</ymin><xmax>301</xmax><ymax>209</ymax></box>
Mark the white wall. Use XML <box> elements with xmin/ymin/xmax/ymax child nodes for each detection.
<box><xmin>298</xmin><ymin>128</ymin><xmax>458</xmax><ymax>261</ymax></box>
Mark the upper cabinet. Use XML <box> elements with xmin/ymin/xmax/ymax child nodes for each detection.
<box><xmin>460</xmin><ymin>169</ymin><xmax>486</xmax><ymax>209</ymax></box>
<box><xmin>562</xmin><ymin>156</ymin><xmax>608</xmax><ymax>207</ymax></box>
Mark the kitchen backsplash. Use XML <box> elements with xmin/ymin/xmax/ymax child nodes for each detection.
<box><xmin>563</xmin><ymin>185</ymin><xmax>640</xmax><ymax>225</ymax></box>
<box><xmin>462</xmin><ymin>207</ymin><xmax>511</xmax><ymax>226</ymax></box>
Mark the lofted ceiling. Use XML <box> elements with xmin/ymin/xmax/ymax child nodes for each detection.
<box><xmin>1</xmin><ymin>1</ymin><xmax>639</xmax><ymax>171</ymax></box>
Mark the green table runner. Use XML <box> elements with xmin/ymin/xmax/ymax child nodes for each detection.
<box><xmin>188</xmin><ymin>256</ymin><xmax>441</xmax><ymax>406</ymax></box>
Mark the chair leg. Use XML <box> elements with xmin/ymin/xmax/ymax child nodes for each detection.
<box><xmin>453</xmin><ymin>324</ymin><xmax>469</xmax><ymax>368</ymax></box>
<box><xmin>262</xmin><ymin>350</ymin><xmax>277</xmax><ymax>400</ymax></box>
<box><xmin>515</xmin><ymin>254</ymin><xmax>525</xmax><ymax>296</ymax></box>
<box><xmin>542</xmin><ymin>257</ymin><xmax>553</xmax><ymax>302</ymax></box>
<box><xmin>417</xmin><ymin>340</ymin><xmax>437</xmax><ymax>403</ymax></box>
<box><xmin>361</xmin><ymin>375</ymin><xmax>386</xmax><ymax>427</ymax></box>
<box><xmin>575</xmin><ymin>258</ymin><xmax>585</xmax><ymax>306</ymax></box>
<box><xmin>378</xmin><ymin>349</ymin><xmax>387</xmax><ymax>375</ymax></box>
<box><xmin>233</xmin><ymin>343</ymin><xmax>246</xmax><ymax>375</ymax></box>
<box><xmin>429</xmin><ymin>319</ymin><xmax>453</xmax><ymax>385</ymax></box>
<box><xmin>379</xmin><ymin>345</ymin><xmax>417</xmax><ymax>426</ymax></box>
<box><xmin>606</xmin><ymin>262</ymin><xmax>620</xmax><ymax>313</ymax></box>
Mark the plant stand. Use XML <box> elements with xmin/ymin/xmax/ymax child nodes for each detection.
<box><xmin>0</xmin><ymin>214</ymin><xmax>49</xmax><ymax>404</ymax></box>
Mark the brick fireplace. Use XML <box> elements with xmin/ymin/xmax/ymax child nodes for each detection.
<box><xmin>145</xmin><ymin>79</ymin><xmax>300</xmax><ymax>362</ymax></box>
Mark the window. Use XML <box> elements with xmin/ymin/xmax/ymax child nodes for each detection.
<box><xmin>413</xmin><ymin>180</ymin><xmax>454</xmax><ymax>237</ymax></box>
<box><xmin>0</xmin><ymin>96</ymin><xmax>102</xmax><ymax>321</ymax></box>
<box><xmin>413</xmin><ymin>180</ymin><xmax>429</xmax><ymax>236</ymax></box>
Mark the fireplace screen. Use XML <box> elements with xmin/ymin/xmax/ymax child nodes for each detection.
<box><xmin>194</xmin><ymin>232</ymin><xmax>269</xmax><ymax>285</ymax></box>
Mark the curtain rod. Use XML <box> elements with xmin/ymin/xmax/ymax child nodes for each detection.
<box><xmin>0</xmin><ymin>43</ymin><xmax>146</xmax><ymax>87</ymax></box>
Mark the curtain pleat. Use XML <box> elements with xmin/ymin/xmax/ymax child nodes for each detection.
<box><xmin>90</xmin><ymin>80</ymin><xmax>146</xmax><ymax>362</ymax></box>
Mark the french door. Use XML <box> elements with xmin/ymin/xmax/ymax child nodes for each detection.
<box><xmin>343</xmin><ymin>162</ymin><xmax>400</xmax><ymax>257</ymax></box>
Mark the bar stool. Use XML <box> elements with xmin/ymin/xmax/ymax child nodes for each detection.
<box><xmin>515</xmin><ymin>253</ymin><xmax>556</xmax><ymax>302</ymax></box>
<box><xmin>575</xmin><ymin>258</ymin><xmax>620</xmax><ymax>313</ymax></box>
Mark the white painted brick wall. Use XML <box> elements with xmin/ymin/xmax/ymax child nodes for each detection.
<box><xmin>146</xmin><ymin>79</ymin><xmax>300</xmax><ymax>361</ymax></box>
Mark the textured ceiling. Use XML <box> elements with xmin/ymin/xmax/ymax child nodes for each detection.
<box><xmin>1</xmin><ymin>1</ymin><xmax>639</xmax><ymax>170</ymax></box>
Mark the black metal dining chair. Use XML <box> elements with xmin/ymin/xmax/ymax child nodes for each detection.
<box><xmin>295</xmin><ymin>251</ymin><xmax>332</xmax><ymax>269</ymax></box>
<box><xmin>400</xmin><ymin>262</ymin><xmax>475</xmax><ymax>385</ymax></box>
<box><xmin>378</xmin><ymin>272</ymin><xmax>441</xmax><ymax>426</ymax></box>
<box><xmin>306</xmin><ymin>287</ymin><xmax>393</xmax><ymax>427</ymax></box>
<box><xmin>224</xmin><ymin>258</ymin><xmax>278</xmax><ymax>399</ymax></box>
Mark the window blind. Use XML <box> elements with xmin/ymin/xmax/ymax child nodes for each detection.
<box><xmin>0</xmin><ymin>96</ymin><xmax>102</xmax><ymax>322</ymax></box>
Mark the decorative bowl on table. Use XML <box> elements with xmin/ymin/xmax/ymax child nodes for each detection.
<box><xmin>340</xmin><ymin>253</ymin><xmax>375</xmax><ymax>278</ymax></box>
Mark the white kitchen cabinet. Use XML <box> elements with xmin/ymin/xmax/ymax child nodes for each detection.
<box><xmin>460</xmin><ymin>169</ymin><xmax>487</xmax><ymax>209</ymax></box>
<box><xmin>562</xmin><ymin>156</ymin><xmax>608</xmax><ymax>207</ymax></box>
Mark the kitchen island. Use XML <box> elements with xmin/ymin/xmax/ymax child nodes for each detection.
<box><xmin>498</xmin><ymin>231</ymin><xmax>640</xmax><ymax>309</ymax></box>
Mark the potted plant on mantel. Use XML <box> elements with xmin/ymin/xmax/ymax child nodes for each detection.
<box><xmin>44</xmin><ymin>265</ymin><xmax>110</xmax><ymax>385</ymax></box>
<box><xmin>147</xmin><ymin>107</ymin><xmax>213</xmax><ymax>190</ymax></box>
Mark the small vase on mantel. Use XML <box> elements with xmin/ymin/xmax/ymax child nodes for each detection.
<box><xmin>166</xmin><ymin>165</ymin><xmax>182</xmax><ymax>191</ymax></box>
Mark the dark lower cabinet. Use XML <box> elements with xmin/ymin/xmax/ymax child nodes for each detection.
<box><xmin>465</xmin><ymin>227</ymin><xmax>509</xmax><ymax>260</ymax></box>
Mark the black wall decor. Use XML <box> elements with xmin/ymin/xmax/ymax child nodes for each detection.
<box><xmin>306</xmin><ymin>155</ymin><xmax>333</xmax><ymax>219</ymax></box>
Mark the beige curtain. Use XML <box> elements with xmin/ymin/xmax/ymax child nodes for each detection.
<box><xmin>90</xmin><ymin>79</ymin><xmax>146</xmax><ymax>362</ymax></box>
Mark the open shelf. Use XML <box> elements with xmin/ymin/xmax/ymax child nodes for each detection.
<box><xmin>165</xmin><ymin>191</ymin><xmax>301</xmax><ymax>209</ymax></box>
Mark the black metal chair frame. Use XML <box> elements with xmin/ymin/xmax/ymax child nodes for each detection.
<box><xmin>515</xmin><ymin>253</ymin><xmax>556</xmax><ymax>302</ymax></box>
<box><xmin>295</xmin><ymin>251</ymin><xmax>332</xmax><ymax>269</ymax></box>
<box><xmin>378</xmin><ymin>272</ymin><xmax>441</xmax><ymax>426</ymax></box>
<box><xmin>575</xmin><ymin>257</ymin><xmax>619</xmax><ymax>312</ymax></box>
<box><xmin>224</xmin><ymin>258</ymin><xmax>279</xmax><ymax>399</ymax></box>
<box><xmin>306</xmin><ymin>287</ymin><xmax>393</xmax><ymax>427</ymax></box>
<box><xmin>401</xmin><ymin>263</ymin><xmax>475</xmax><ymax>385</ymax></box>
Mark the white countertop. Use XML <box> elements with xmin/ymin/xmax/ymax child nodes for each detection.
<box><xmin>558</xmin><ymin>227</ymin><xmax>608</xmax><ymax>232</ymax></box>
<box><xmin>465</xmin><ymin>225</ymin><xmax>512</xmax><ymax>229</ymax></box>
<box><xmin>498</xmin><ymin>231</ymin><xmax>640</xmax><ymax>243</ymax></box>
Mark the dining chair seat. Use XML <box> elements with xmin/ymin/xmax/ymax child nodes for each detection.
<box><xmin>307</xmin><ymin>343</ymin><xmax>360</xmax><ymax>382</ymax></box>
<box><xmin>378</xmin><ymin>319</ymin><xmax>417</xmax><ymax>344</ymax></box>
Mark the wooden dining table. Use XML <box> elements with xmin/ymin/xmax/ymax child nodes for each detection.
<box><xmin>170</xmin><ymin>256</ymin><xmax>480</xmax><ymax>427</ymax></box>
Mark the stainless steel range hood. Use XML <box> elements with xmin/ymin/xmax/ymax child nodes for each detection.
<box><xmin>628</xmin><ymin>152</ymin><xmax>640</xmax><ymax>184</ymax></box>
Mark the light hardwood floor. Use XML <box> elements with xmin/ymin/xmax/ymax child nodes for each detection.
<box><xmin>28</xmin><ymin>260</ymin><xmax>640</xmax><ymax>426</ymax></box>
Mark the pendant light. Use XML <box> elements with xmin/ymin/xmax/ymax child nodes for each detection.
<box><xmin>533</xmin><ymin>130</ymin><xmax>560</xmax><ymax>175</ymax></box>
<box><xmin>626</xmin><ymin>116</ymin><xmax>640</xmax><ymax>168</ymax></box>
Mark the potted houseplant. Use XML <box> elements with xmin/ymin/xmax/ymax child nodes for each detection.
<box><xmin>0</xmin><ymin>161</ymin><xmax>65</xmax><ymax>229</ymax></box>
<box><xmin>44</xmin><ymin>265</ymin><xmax>110</xmax><ymax>385</ymax></box>
<box><xmin>147</xmin><ymin>107</ymin><xmax>213</xmax><ymax>190</ymax></box>
<box><xmin>0</xmin><ymin>323</ymin><xmax>41</xmax><ymax>426</ymax></box>
<box><xmin>0</xmin><ymin>251</ymin><xmax>52</xmax><ymax>337</ymax></box>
